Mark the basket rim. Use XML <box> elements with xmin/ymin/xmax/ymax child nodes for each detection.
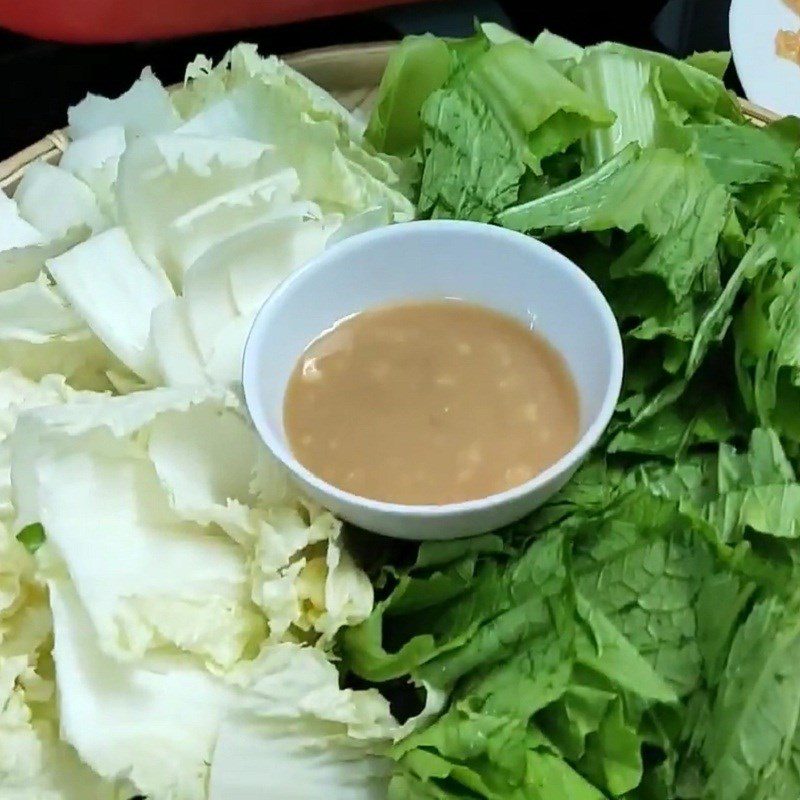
<box><xmin>0</xmin><ymin>40</ymin><xmax>781</xmax><ymax>190</ymax></box>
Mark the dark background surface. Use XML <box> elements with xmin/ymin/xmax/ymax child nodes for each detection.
<box><xmin>0</xmin><ymin>0</ymin><xmax>738</xmax><ymax>158</ymax></box>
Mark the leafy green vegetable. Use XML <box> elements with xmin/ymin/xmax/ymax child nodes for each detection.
<box><xmin>735</xmin><ymin>263</ymin><xmax>800</xmax><ymax>443</ymax></box>
<box><xmin>692</xmin><ymin>122</ymin><xmax>797</xmax><ymax>185</ymax></box>
<box><xmin>685</xmin><ymin>50</ymin><xmax>731</xmax><ymax>80</ymax></box>
<box><xmin>355</xmin><ymin>26</ymin><xmax>800</xmax><ymax>800</ymax></box>
<box><xmin>702</xmin><ymin>597</ymin><xmax>800</xmax><ymax>800</ymax></box>
<box><xmin>572</xmin><ymin>48</ymin><xmax>692</xmax><ymax>167</ymax></box>
<box><xmin>366</xmin><ymin>34</ymin><xmax>452</xmax><ymax>156</ymax></box>
<box><xmin>345</xmin><ymin>431</ymin><xmax>800</xmax><ymax>799</ymax></box>
<box><xmin>586</xmin><ymin>42</ymin><xmax>740</xmax><ymax>121</ymax></box>
<box><xmin>531</xmin><ymin>30</ymin><xmax>586</xmax><ymax>64</ymax></box>
<box><xmin>367</xmin><ymin>27</ymin><xmax>612</xmax><ymax>221</ymax></box>
<box><xmin>389</xmin><ymin>705</ymin><xmax>606</xmax><ymax>800</ymax></box>
<box><xmin>15</xmin><ymin>521</ymin><xmax>45</xmax><ymax>554</ymax></box>
<box><xmin>498</xmin><ymin>148</ymin><xmax>728</xmax><ymax>275</ymax></box>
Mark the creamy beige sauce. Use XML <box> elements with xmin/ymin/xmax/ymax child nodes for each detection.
<box><xmin>284</xmin><ymin>300</ymin><xmax>580</xmax><ymax>505</ymax></box>
<box><xmin>777</xmin><ymin>29</ymin><xmax>800</xmax><ymax>64</ymax></box>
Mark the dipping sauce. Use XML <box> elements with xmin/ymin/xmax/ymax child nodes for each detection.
<box><xmin>284</xmin><ymin>300</ymin><xmax>580</xmax><ymax>505</ymax></box>
<box><xmin>777</xmin><ymin>29</ymin><xmax>800</xmax><ymax>64</ymax></box>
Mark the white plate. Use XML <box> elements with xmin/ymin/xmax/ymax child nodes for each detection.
<box><xmin>730</xmin><ymin>0</ymin><xmax>800</xmax><ymax>117</ymax></box>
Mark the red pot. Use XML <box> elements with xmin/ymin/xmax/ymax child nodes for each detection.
<box><xmin>0</xmin><ymin>0</ymin><xmax>417</xmax><ymax>43</ymax></box>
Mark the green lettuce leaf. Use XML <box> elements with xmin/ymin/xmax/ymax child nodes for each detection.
<box><xmin>692</xmin><ymin>122</ymin><xmax>797</xmax><ymax>186</ymax></box>
<box><xmin>389</xmin><ymin>706</ymin><xmax>606</xmax><ymax>800</ymax></box>
<box><xmin>365</xmin><ymin>34</ymin><xmax>452</xmax><ymax>156</ymax></box>
<box><xmin>530</xmin><ymin>30</ymin><xmax>585</xmax><ymax>64</ymax></box>
<box><xmin>685</xmin><ymin>51</ymin><xmax>731</xmax><ymax>80</ymax></box>
<box><xmin>341</xmin><ymin>532</ymin><xmax>563</xmax><ymax>689</ymax></box>
<box><xmin>582</xmin><ymin>43</ymin><xmax>740</xmax><ymax>122</ymax></box>
<box><xmin>499</xmin><ymin>148</ymin><xmax>726</xmax><ymax>255</ymax></box>
<box><xmin>573</xmin><ymin>48</ymin><xmax>691</xmax><ymax>168</ymax></box>
<box><xmin>416</xmin><ymin>35</ymin><xmax>612</xmax><ymax>220</ymax></box>
<box><xmin>350</xmin><ymin>25</ymin><xmax>800</xmax><ymax>800</ymax></box>
<box><xmin>702</xmin><ymin>596</ymin><xmax>800</xmax><ymax>800</ymax></box>
<box><xmin>735</xmin><ymin>260</ymin><xmax>800</xmax><ymax>441</ymax></box>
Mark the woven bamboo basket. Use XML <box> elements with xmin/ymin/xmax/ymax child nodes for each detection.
<box><xmin>0</xmin><ymin>40</ymin><xmax>781</xmax><ymax>192</ymax></box>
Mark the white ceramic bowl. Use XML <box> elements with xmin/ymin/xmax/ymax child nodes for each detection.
<box><xmin>243</xmin><ymin>220</ymin><xmax>623</xmax><ymax>540</ymax></box>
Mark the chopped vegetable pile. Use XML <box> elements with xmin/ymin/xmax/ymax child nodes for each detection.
<box><xmin>346</xmin><ymin>25</ymin><xmax>800</xmax><ymax>800</ymax></box>
<box><xmin>0</xmin><ymin>46</ymin><xmax>420</xmax><ymax>800</ymax></box>
<box><xmin>1</xmin><ymin>22</ymin><xmax>800</xmax><ymax>800</ymax></box>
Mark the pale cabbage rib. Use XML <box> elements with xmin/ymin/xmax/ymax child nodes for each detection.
<box><xmin>175</xmin><ymin>73</ymin><xmax>413</xmax><ymax>220</ymax></box>
<box><xmin>48</xmin><ymin>576</ymin><xmax>406</xmax><ymax>800</ymax></box>
<box><xmin>58</xmin><ymin>126</ymin><xmax>126</xmax><ymax>218</ymax></box>
<box><xmin>115</xmin><ymin>134</ymin><xmax>281</xmax><ymax>282</ymax></box>
<box><xmin>0</xmin><ymin>229</ymin><xmax>122</xmax><ymax>391</ymax></box>
<box><xmin>48</xmin><ymin>577</ymin><xmax>241</xmax><ymax>800</ymax></box>
<box><xmin>0</xmin><ymin>192</ymin><xmax>42</xmax><ymax>252</ymax></box>
<box><xmin>10</xmin><ymin>388</ymin><xmax>263</xmax><ymax>669</ymax></box>
<box><xmin>0</xmin><ymin>228</ymin><xmax>89</xmax><ymax>294</ymax></box>
<box><xmin>14</xmin><ymin>163</ymin><xmax>109</xmax><ymax>239</ymax></box>
<box><xmin>67</xmin><ymin>67</ymin><xmax>180</xmax><ymax>139</ymax></box>
<box><xmin>47</xmin><ymin>227</ymin><xmax>173</xmax><ymax>384</ymax></box>
<box><xmin>164</xmin><ymin>167</ymin><xmax>299</xmax><ymax>274</ymax></box>
<box><xmin>10</xmin><ymin>385</ymin><xmax>376</xmax><ymax>660</ymax></box>
<box><xmin>0</xmin><ymin>278</ymin><xmax>86</xmax><ymax>344</ymax></box>
<box><xmin>148</xmin><ymin>199</ymin><xmax>334</xmax><ymax>389</ymax></box>
<box><xmin>208</xmin><ymin>720</ymin><xmax>392</xmax><ymax>800</ymax></box>
<box><xmin>0</xmin><ymin>40</ymin><xmax>418</xmax><ymax>800</ymax></box>
<box><xmin>147</xmin><ymin>297</ymin><xmax>207</xmax><ymax>388</ymax></box>
<box><xmin>0</xmin><ymin>371</ymin><xmax>121</xmax><ymax>800</ymax></box>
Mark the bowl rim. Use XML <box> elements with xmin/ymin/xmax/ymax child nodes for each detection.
<box><xmin>242</xmin><ymin>219</ymin><xmax>624</xmax><ymax>518</ymax></box>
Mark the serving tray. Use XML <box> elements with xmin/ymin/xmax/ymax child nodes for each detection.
<box><xmin>0</xmin><ymin>40</ymin><xmax>781</xmax><ymax>192</ymax></box>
